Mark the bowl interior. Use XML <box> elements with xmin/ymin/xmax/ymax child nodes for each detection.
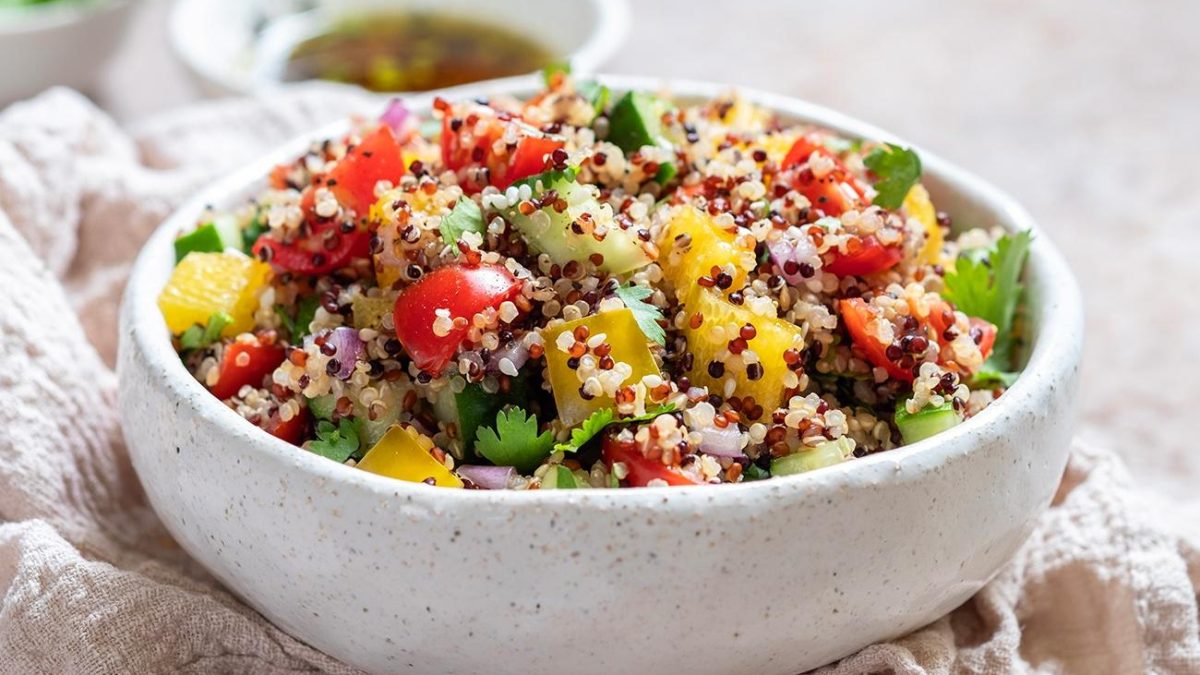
<box><xmin>123</xmin><ymin>74</ymin><xmax>1082</xmax><ymax>503</ymax></box>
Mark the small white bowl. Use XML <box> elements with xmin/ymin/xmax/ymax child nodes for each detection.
<box><xmin>118</xmin><ymin>76</ymin><xmax>1083</xmax><ymax>674</ymax></box>
<box><xmin>0</xmin><ymin>0</ymin><xmax>139</xmax><ymax>105</ymax></box>
<box><xmin>169</xmin><ymin>0</ymin><xmax>631</xmax><ymax>97</ymax></box>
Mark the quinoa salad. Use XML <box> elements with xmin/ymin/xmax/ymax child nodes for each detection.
<box><xmin>157</xmin><ymin>71</ymin><xmax>1031</xmax><ymax>490</ymax></box>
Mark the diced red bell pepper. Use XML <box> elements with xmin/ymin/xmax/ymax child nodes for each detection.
<box><xmin>602</xmin><ymin>432</ymin><xmax>703</xmax><ymax>487</ymax></box>
<box><xmin>209</xmin><ymin>333</ymin><xmax>287</xmax><ymax>400</ymax></box>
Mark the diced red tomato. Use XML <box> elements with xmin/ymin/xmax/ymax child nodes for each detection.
<box><xmin>209</xmin><ymin>333</ymin><xmax>287</xmax><ymax>400</ymax></box>
<box><xmin>602</xmin><ymin>433</ymin><xmax>703</xmax><ymax>487</ymax></box>
<box><xmin>781</xmin><ymin>138</ymin><xmax>866</xmax><ymax>217</ymax></box>
<box><xmin>838</xmin><ymin>298</ymin><xmax>914</xmax><ymax>383</ymax></box>
<box><xmin>919</xmin><ymin>299</ymin><xmax>998</xmax><ymax>363</ymax></box>
<box><xmin>263</xmin><ymin>406</ymin><xmax>309</xmax><ymax>445</ymax></box>
<box><xmin>392</xmin><ymin>264</ymin><xmax>522</xmax><ymax>373</ymax></box>
<box><xmin>326</xmin><ymin>124</ymin><xmax>407</xmax><ymax>215</ymax></box>
<box><xmin>824</xmin><ymin>235</ymin><xmax>903</xmax><ymax>277</ymax></box>
<box><xmin>439</xmin><ymin>103</ymin><xmax>563</xmax><ymax>193</ymax></box>
<box><xmin>251</xmin><ymin>208</ymin><xmax>371</xmax><ymax>276</ymax></box>
<box><xmin>501</xmin><ymin>135</ymin><xmax>562</xmax><ymax>188</ymax></box>
<box><xmin>969</xmin><ymin>317</ymin><xmax>997</xmax><ymax>360</ymax></box>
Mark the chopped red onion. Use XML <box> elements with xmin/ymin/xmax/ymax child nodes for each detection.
<box><xmin>698</xmin><ymin>424</ymin><xmax>747</xmax><ymax>458</ymax></box>
<box><xmin>487</xmin><ymin>341</ymin><xmax>529</xmax><ymax>376</ymax></box>
<box><xmin>768</xmin><ymin>232</ymin><xmax>818</xmax><ymax>285</ymax></box>
<box><xmin>458</xmin><ymin>465</ymin><xmax>515</xmax><ymax>489</ymax></box>
<box><xmin>380</xmin><ymin>98</ymin><xmax>412</xmax><ymax>137</ymax></box>
<box><xmin>325</xmin><ymin>327</ymin><xmax>365</xmax><ymax>380</ymax></box>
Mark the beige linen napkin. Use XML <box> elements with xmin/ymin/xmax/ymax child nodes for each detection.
<box><xmin>1</xmin><ymin>87</ymin><xmax>1197</xmax><ymax>674</ymax></box>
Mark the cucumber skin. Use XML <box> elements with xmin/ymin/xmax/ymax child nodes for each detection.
<box><xmin>608</xmin><ymin>91</ymin><xmax>662</xmax><ymax>154</ymax></box>
<box><xmin>770</xmin><ymin>437</ymin><xmax>853</xmax><ymax>476</ymax></box>
<box><xmin>894</xmin><ymin>400</ymin><xmax>962</xmax><ymax>445</ymax></box>
<box><xmin>507</xmin><ymin>175</ymin><xmax>649</xmax><ymax>275</ymax></box>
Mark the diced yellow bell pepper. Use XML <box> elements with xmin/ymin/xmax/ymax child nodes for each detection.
<box><xmin>351</xmin><ymin>294</ymin><xmax>394</xmax><ymax>330</ymax></box>
<box><xmin>158</xmin><ymin>251</ymin><xmax>270</xmax><ymax>337</ymax></box>
<box><xmin>658</xmin><ymin>207</ymin><xmax>756</xmax><ymax>300</ymax></box>
<box><xmin>904</xmin><ymin>184</ymin><xmax>942</xmax><ymax>265</ymax></box>
<box><xmin>357</xmin><ymin>425</ymin><xmax>463</xmax><ymax>488</ymax></box>
<box><xmin>542</xmin><ymin>308</ymin><xmax>661</xmax><ymax>426</ymax></box>
<box><xmin>683</xmin><ymin>288</ymin><xmax>805</xmax><ymax>415</ymax></box>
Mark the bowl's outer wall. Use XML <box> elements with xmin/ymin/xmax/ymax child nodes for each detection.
<box><xmin>118</xmin><ymin>76</ymin><xmax>1082</xmax><ymax>675</ymax></box>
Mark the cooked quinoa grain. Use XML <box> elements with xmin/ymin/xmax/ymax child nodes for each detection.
<box><xmin>158</xmin><ymin>76</ymin><xmax>1031</xmax><ymax>489</ymax></box>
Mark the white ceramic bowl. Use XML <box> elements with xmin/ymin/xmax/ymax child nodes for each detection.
<box><xmin>118</xmin><ymin>75</ymin><xmax>1083</xmax><ymax>674</ymax></box>
<box><xmin>169</xmin><ymin>0</ymin><xmax>631</xmax><ymax>97</ymax></box>
<box><xmin>0</xmin><ymin>0</ymin><xmax>138</xmax><ymax>105</ymax></box>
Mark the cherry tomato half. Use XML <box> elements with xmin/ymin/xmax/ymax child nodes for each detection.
<box><xmin>392</xmin><ymin>264</ymin><xmax>522</xmax><ymax>373</ymax></box>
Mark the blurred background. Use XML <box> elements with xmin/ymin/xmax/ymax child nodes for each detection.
<box><xmin>3</xmin><ymin>0</ymin><xmax>1196</xmax><ymax>501</ymax></box>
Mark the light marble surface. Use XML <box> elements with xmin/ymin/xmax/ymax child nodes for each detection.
<box><xmin>97</xmin><ymin>0</ymin><xmax>1199</xmax><ymax>500</ymax></box>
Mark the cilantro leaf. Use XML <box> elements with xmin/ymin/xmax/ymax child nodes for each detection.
<box><xmin>554</xmin><ymin>404</ymin><xmax>676</xmax><ymax>454</ymax></box>
<box><xmin>440</xmin><ymin>197</ymin><xmax>484</xmax><ymax>246</ymax></box>
<box><xmin>614</xmin><ymin>284</ymin><xmax>666</xmax><ymax>345</ymax></box>
<box><xmin>864</xmin><ymin>143</ymin><xmax>922</xmax><ymax>209</ymax></box>
<box><xmin>276</xmin><ymin>296</ymin><xmax>319</xmax><ymax>340</ymax></box>
<box><xmin>944</xmin><ymin>230</ymin><xmax>1033</xmax><ymax>370</ymax></box>
<box><xmin>476</xmin><ymin>407</ymin><xmax>555</xmax><ymax>473</ymax></box>
<box><xmin>541</xmin><ymin>61</ymin><xmax>571</xmax><ymax>87</ymax></box>
<box><xmin>309</xmin><ymin>418</ymin><xmax>360</xmax><ymax>463</ymax></box>
<box><xmin>179</xmin><ymin>312</ymin><xmax>231</xmax><ymax>350</ymax></box>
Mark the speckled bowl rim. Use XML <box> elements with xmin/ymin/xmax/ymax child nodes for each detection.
<box><xmin>123</xmin><ymin>74</ymin><xmax>1084</xmax><ymax>509</ymax></box>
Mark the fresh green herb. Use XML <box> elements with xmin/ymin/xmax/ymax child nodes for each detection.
<box><xmin>971</xmin><ymin>367</ymin><xmax>1021</xmax><ymax>389</ymax></box>
<box><xmin>944</xmin><ymin>230</ymin><xmax>1033</xmax><ymax>372</ymax></box>
<box><xmin>178</xmin><ymin>312</ymin><xmax>231</xmax><ymax>350</ymax></box>
<box><xmin>308</xmin><ymin>419</ymin><xmax>360</xmax><ymax>462</ymax></box>
<box><xmin>614</xmin><ymin>284</ymin><xmax>666</xmax><ymax>345</ymax></box>
<box><xmin>742</xmin><ymin>463</ymin><xmax>771</xmax><ymax>482</ymax></box>
<box><xmin>476</xmin><ymin>407</ymin><xmax>555</xmax><ymax>472</ymax></box>
<box><xmin>306</xmin><ymin>394</ymin><xmax>336</xmax><ymax>421</ymax></box>
<box><xmin>554</xmin><ymin>404</ymin><xmax>676</xmax><ymax>454</ymax></box>
<box><xmin>551</xmin><ymin>465</ymin><xmax>579</xmax><ymax>489</ymax></box>
<box><xmin>541</xmin><ymin>61</ymin><xmax>571</xmax><ymax>87</ymax></box>
<box><xmin>440</xmin><ymin>197</ymin><xmax>484</xmax><ymax>246</ymax></box>
<box><xmin>242</xmin><ymin>216</ymin><xmax>266</xmax><ymax>251</ymax></box>
<box><xmin>864</xmin><ymin>143</ymin><xmax>922</xmax><ymax>209</ymax></box>
<box><xmin>277</xmin><ymin>296</ymin><xmax>319</xmax><ymax>340</ymax></box>
<box><xmin>577</xmin><ymin>80</ymin><xmax>611</xmax><ymax>115</ymax></box>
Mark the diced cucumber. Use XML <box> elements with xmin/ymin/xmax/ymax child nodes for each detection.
<box><xmin>307</xmin><ymin>394</ymin><xmax>336</xmax><ymax>421</ymax></box>
<box><xmin>894</xmin><ymin>399</ymin><xmax>962</xmax><ymax>445</ymax></box>
<box><xmin>357</xmin><ymin>385</ymin><xmax>402</xmax><ymax>452</ymax></box>
<box><xmin>506</xmin><ymin>172</ymin><xmax>649</xmax><ymax>275</ymax></box>
<box><xmin>608</xmin><ymin>91</ymin><xmax>671</xmax><ymax>154</ymax></box>
<box><xmin>432</xmin><ymin>373</ymin><xmax>533</xmax><ymax>459</ymax></box>
<box><xmin>173</xmin><ymin>216</ymin><xmax>245</xmax><ymax>262</ymax></box>
<box><xmin>771</xmin><ymin>437</ymin><xmax>854</xmax><ymax>476</ymax></box>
